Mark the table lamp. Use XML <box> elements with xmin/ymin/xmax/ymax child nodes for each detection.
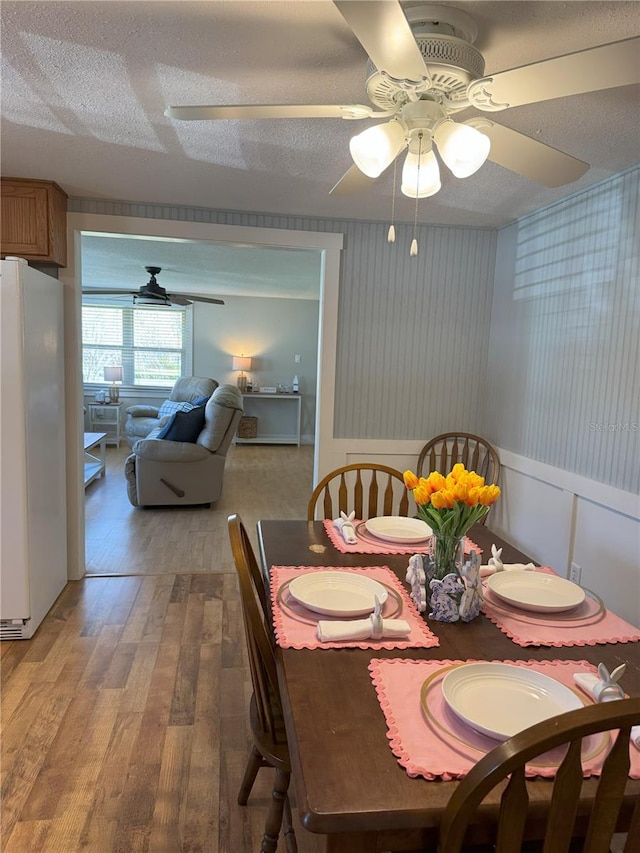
<box><xmin>104</xmin><ymin>365</ymin><xmax>123</xmax><ymax>403</ymax></box>
<box><xmin>232</xmin><ymin>355</ymin><xmax>252</xmax><ymax>392</ymax></box>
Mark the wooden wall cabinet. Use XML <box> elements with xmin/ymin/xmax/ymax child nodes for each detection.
<box><xmin>1</xmin><ymin>178</ymin><xmax>68</xmax><ymax>267</ymax></box>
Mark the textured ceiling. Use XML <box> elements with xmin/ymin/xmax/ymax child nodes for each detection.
<box><xmin>2</xmin><ymin>0</ymin><xmax>639</xmax><ymax>294</ymax></box>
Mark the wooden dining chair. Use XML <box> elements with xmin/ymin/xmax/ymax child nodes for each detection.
<box><xmin>417</xmin><ymin>433</ymin><xmax>500</xmax><ymax>484</ymax></box>
<box><xmin>438</xmin><ymin>697</ymin><xmax>640</xmax><ymax>853</ymax></box>
<box><xmin>417</xmin><ymin>433</ymin><xmax>500</xmax><ymax>525</ymax></box>
<box><xmin>307</xmin><ymin>462</ymin><xmax>410</xmax><ymax>521</ymax></box>
<box><xmin>227</xmin><ymin>513</ymin><xmax>298</xmax><ymax>853</ymax></box>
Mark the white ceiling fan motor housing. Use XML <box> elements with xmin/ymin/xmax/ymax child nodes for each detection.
<box><xmin>364</xmin><ymin>4</ymin><xmax>484</xmax><ymax>112</ymax></box>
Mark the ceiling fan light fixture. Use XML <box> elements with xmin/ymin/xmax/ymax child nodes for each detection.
<box><xmin>401</xmin><ymin>149</ymin><xmax>441</xmax><ymax>198</ymax></box>
<box><xmin>134</xmin><ymin>294</ymin><xmax>171</xmax><ymax>306</ymax></box>
<box><xmin>433</xmin><ymin>119</ymin><xmax>491</xmax><ymax>178</ymax></box>
<box><xmin>349</xmin><ymin>120</ymin><xmax>406</xmax><ymax>178</ymax></box>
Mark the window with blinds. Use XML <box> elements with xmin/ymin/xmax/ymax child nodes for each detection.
<box><xmin>82</xmin><ymin>303</ymin><xmax>193</xmax><ymax>388</ymax></box>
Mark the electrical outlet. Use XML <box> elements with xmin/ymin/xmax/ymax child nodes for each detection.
<box><xmin>569</xmin><ymin>562</ymin><xmax>582</xmax><ymax>585</ymax></box>
<box><xmin>294</xmin><ymin>354</ymin><xmax>301</xmax><ymax>363</ymax></box>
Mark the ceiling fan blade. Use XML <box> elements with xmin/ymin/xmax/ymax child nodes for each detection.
<box><xmin>82</xmin><ymin>288</ymin><xmax>224</xmax><ymax>306</ymax></box>
<box><xmin>334</xmin><ymin>0</ymin><xmax>430</xmax><ymax>84</ymax></box>
<box><xmin>329</xmin><ymin>164</ymin><xmax>378</xmax><ymax>195</ymax></box>
<box><xmin>469</xmin><ymin>36</ymin><xmax>640</xmax><ymax>111</ymax></box>
<box><xmin>466</xmin><ymin>119</ymin><xmax>589</xmax><ymax>187</ymax></box>
<box><xmin>165</xmin><ymin>104</ymin><xmax>377</xmax><ymax>121</ymax></box>
<box><xmin>82</xmin><ymin>288</ymin><xmax>135</xmax><ymax>296</ymax></box>
<box><xmin>178</xmin><ymin>293</ymin><xmax>225</xmax><ymax>305</ymax></box>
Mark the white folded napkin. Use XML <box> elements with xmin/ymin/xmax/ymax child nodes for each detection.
<box><xmin>573</xmin><ymin>664</ymin><xmax>640</xmax><ymax>748</ymax></box>
<box><xmin>316</xmin><ymin>615</ymin><xmax>411</xmax><ymax>643</ymax></box>
<box><xmin>333</xmin><ymin>510</ymin><xmax>357</xmax><ymax>544</ymax></box>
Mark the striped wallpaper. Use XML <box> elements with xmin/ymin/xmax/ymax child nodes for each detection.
<box><xmin>483</xmin><ymin>169</ymin><xmax>639</xmax><ymax>494</ymax></box>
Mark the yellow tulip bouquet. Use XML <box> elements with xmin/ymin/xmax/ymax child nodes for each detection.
<box><xmin>403</xmin><ymin>463</ymin><xmax>500</xmax><ymax>537</ymax></box>
<box><xmin>403</xmin><ymin>463</ymin><xmax>501</xmax><ymax>582</ymax></box>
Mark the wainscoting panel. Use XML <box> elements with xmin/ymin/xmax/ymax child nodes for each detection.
<box><xmin>572</xmin><ymin>497</ymin><xmax>640</xmax><ymax>628</ymax></box>
<box><xmin>486</xmin><ymin>450</ymin><xmax>639</xmax><ymax>627</ymax></box>
<box><xmin>488</xmin><ymin>467</ymin><xmax>574</xmax><ymax>576</ymax></box>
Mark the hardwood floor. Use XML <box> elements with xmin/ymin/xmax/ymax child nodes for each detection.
<box><xmin>85</xmin><ymin>442</ymin><xmax>314</xmax><ymax>576</ymax></box>
<box><xmin>1</xmin><ymin>445</ymin><xmax>322</xmax><ymax>852</ymax></box>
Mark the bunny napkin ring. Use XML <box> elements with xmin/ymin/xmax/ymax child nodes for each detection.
<box><xmin>333</xmin><ymin>510</ymin><xmax>357</xmax><ymax>544</ymax></box>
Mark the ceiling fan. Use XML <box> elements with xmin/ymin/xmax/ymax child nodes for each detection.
<box><xmin>83</xmin><ymin>266</ymin><xmax>225</xmax><ymax>307</ymax></box>
<box><xmin>164</xmin><ymin>1</ymin><xmax>640</xmax><ymax>198</ymax></box>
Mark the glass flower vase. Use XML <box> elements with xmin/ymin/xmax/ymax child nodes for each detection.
<box><xmin>428</xmin><ymin>531</ymin><xmax>465</xmax><ymax>582</ymax></box>
<box><xmin>426</xmin><ymin>531</ymin><xmax>466</xmax><ymax>623</ymax></box>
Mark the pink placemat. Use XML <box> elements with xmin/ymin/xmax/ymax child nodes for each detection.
<box><xmin>368</xmin><ymin>657</ymin><xmax>640</xmax><ymax>781</ymax></box>
<box><xmin>482</xmin><ymin>568</ymin><xmax>640</xmax><ymax>647</ymax></box>
<box><xmin>270</xmin><ymin>565</ymin><xmax>439</xmax><ymax>650</ymax></box>
<box><xmin>324</xmin><ymin>519</ymin><xmax>481</xmax><ymax>557</ymax></box>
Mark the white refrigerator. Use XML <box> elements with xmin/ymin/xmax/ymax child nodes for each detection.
<box><xmin>0</xmin><ymin>257</ymin><xmax>68</xmax><ymax>639</ymax></box>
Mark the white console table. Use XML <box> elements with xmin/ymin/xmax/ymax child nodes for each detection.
<box><xmin>88</xmin><ymin>403</ymin><xmax>124</xmax><ymax>446</ymax></box>
<box><xmin>237</xmin><ymin>393</ymin><xmax>302</xmax><ymax>446</ymax></box>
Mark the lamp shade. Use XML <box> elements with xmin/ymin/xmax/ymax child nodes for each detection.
<box><xmin>401</xmin><ymin>149</ymin><xmax>441</xmax><ymax>198</ymax></box>
<box><xmin>433</xmin><ymin>120</ymin><xmax>491</xmax><ymax>178</ymax></box>
<box><xmin>349</xmin><ymin>120</ymin><xmax>406</xmax><ymax>178</ymax></box>
<box><xmin>232</xmin><ymin>356</ymin><xmax>252</xmax><ymax>372</ymax></box>
<box><xmin>104</xmin><ymin>366</ymin><xmax>123</xmax><ymax>383</ymax></box>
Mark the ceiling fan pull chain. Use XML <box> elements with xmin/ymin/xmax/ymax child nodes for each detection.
<box><xmin>410</xmin><ymin>133</ymin><xmax>423</xmax><ymax>257</ymax></box>
<box><xmin>388</xmin><ymin>158</ymin><xmax>398</xmax><ymax>243</ymax></box>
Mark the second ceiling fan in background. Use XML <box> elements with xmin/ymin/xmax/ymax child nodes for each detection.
<box><xmin>83</xmin><ymin>266</ymin><xmax>225</xmax><ymax>307</ymax></box>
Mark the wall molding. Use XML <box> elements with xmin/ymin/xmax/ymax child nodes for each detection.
<box><xmin>316</xmin><ymin>438</ymin><xmax>639</xmax><ymax>521</ymax></box>
<box><xmin>497</xmin><ymin>448</ymin><xmax>640</xmax><ymax>522</ymax></box>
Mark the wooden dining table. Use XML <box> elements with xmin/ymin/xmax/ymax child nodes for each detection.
<box><xmin>257</xmin><ymin>520</ymin><xmax>640</xmax><ymax>853</ymax></box>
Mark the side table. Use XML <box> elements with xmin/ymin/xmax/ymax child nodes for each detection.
<box><xmin>87</xmin><ymin>403</ymin><xmax>124</xmax><ymax>446</ymax></box>
<box><xmin>236</xmin><ymin>393</ymin><xmax>302</xmax><ymax>445</ymax></box>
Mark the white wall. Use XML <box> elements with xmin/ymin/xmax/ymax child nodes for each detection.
<box><xmin>193</xmin><ymin>294</ymin><xmax>319</xmax><ymax>441</ymax></box>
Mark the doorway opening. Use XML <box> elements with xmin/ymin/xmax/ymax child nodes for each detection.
<box><xmin>63</xmin><ymin>213</ymin><xmax>343</xmax><ymax>579</ymax></box>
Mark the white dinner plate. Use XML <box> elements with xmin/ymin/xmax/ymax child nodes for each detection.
<box><xmin>441</xmin><ymin>662</ymin><xmax>583</xmax><ymax>741</ymax></box>
<box><xmin>364</xmin><ymin>516</ymin><xmax>432</xmax><ymax>544</ymax></box>
<box><xmin>486</xmin><ymin>571</ymin><xmax>585</xmax><ymax>613</ymax></box>
<box><xmin>287</xmin><ymin>572</ymin><xmax>388</xmax><ymax>617</ymax></box>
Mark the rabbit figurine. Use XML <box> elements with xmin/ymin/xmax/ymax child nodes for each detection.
<box><xmin>487</xmin><ymin>544</ymin><xmax>504</xmax><ymax>572</ymax></box>
<box><xmin>406</xmin><ymin>554</ymin><xmax>427</xmax><ymax>612</ymax></box>
<box><xmin>459</xmin><ymin>551</ymin><xmax>483</xmax><ymax>622</ymax></box>
<box><xmin>428</xmin><ymin>574</ymin><xmax>462</xmax><ymax>622</ymax></box>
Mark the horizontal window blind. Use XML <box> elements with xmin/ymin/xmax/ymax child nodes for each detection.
<box><xmin>82</xmin><ymin>301</ymin><xmax>192</xmax><ymax>388</ymax></box>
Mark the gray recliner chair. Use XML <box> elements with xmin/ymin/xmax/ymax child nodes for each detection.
<box><xmin>125</xmin><ymin>385</ymin><xmax>243</xmax><ymax>507</ymax></box>
<box><xmin>123</xmin><ymin>376</ymin><xmax>219</xmax><ymax>448</ymax></box>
